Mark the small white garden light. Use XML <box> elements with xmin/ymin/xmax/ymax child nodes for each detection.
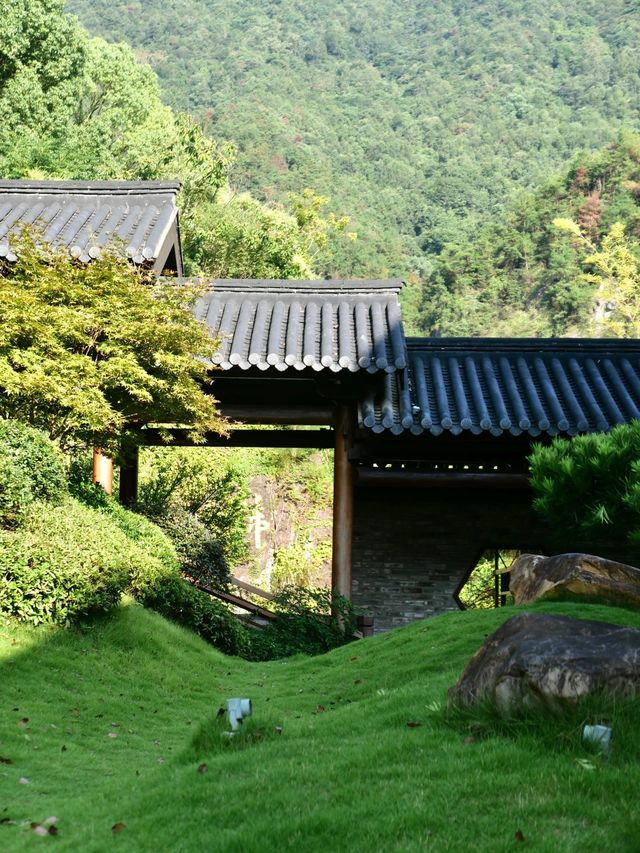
<box><xmin>582</xmin><ymin>724</ymin><xmax>612</xmax><ymax>754</ymax></box>
<box><xmin>227</xmin><ymin>698</ymin><xmax>252</xmax><ymax>731</ymax></box>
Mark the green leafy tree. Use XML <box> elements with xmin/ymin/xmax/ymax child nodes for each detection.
<box><xmin>0</xmin><ymin>233</ymin><xmax>226</xmax><ymax>452</ymax></box>
<box><xmin>138</xmin><ymin>447</ymin><xmax>250</xmax><ymax>569</ymax></box>
<box><xmin>554</xmin><ymin>219</ymin><xmax>640</xmax><ymax>336</ymax></box>
<box><xmin>0</xmin><ymin>0</ymin><xmax>86</xmax><ymax>175</ymax></box>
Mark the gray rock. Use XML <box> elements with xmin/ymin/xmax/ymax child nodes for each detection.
<box><xmin>448</xmin><ymin>612</ymin><xmax>640</xmax><ymax>714</ymax></box>
<box><xmin>509</xmin><ymin>552</ymin><xmax>640</xmax><ymax>609</ymax></box>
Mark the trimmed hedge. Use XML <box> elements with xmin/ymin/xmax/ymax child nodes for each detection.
<box><xmin>0</xmin><ymin>499</ymin><xmax>134</xmax><ymax>624</ymax></box>
<box><xmin>0</xmin><ymin>420</ymin><xmax>67</xmax><ymax>526</ymax></box>
<box><xmin>0</xmin><ymin>429</ymin><xmax>248</xmax><ymax>654</ymax></box>
<box><xmin>139</xmin><ymin>576</ymin><xmax>250</xmax><ymax>657</ymax></box>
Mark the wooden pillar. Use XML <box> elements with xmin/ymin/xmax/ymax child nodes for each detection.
<box><xmin>119</xmin><ymin>444</ymin><xmax>139</xmax><ymax>507</ymax></box>
<box><xmin>92</xmin><ymin>448</ymin><xmax>113</xmax><ymax>495</ymax></box>
<box><xmin>332</xmin><ymin>403</ymin><xmax>354</xmax><ymax>599</ymax></box>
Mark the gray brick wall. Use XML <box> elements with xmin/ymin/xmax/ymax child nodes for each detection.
<box><xmin>352</xmin><ymin>485</ymin><xmax>549</xmax><ymax>632</ymax></box>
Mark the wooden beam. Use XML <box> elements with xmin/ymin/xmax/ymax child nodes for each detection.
<box><xmin>356</xmin><ymin>469</ymin><xmax>530</xmax><ymax>490</ymax></box>
<box><xmin>119</xmin><ymin>444</ymin><xmax>139</xmax><ymax>507</ymax></box>
<box><xmin>218</xmin><ymin>405</ymin><xmax>334</xmax><ymax>425</ymax></box>
<box><xmin>139</xmin><ymin>428</ymin><xmax>333</xmax><ymax>448</ymax></box>
<box><xmin>332</xmin><ymin>404</ymin><xmax>354</xmax><ymax>600</ymax></box>
<box><xmin>92</xmin><ymin>448</ymin><xmax>113</xmax><ymax>495</ymax></box>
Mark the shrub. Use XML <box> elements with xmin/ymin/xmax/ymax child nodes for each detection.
<box><xmin>69</xmin><ymin>477</ymin><xmax>180</xmax><ymax>593</ymax></box>
<box><xmin>246</xmin><ymin>586</ymin><xmax>358</xmax><ymax>660</ymax></box>
<box><xmin>137</xmin><ymin>447</ymin><xmax>250</xmax><ymax>570</ymax></box>
<box><xmin>529</xmin><ymin>421</ymin><xmax>640</xmax><ymax>549</ymax></box>
<box><xmin>0</xmin><ymin>420</ymin><xmax>67</xmax><ymax>526</ymax></box>
<box><xmin>0</xmin><ymin>499</ymin><xmax>133</xmax><ymax>624</ymax></box>
<box><xmin>139</xmin><ymin>576</ymin><xmax>250</xmax><ymax>657</ymax></box>
<box><xmin>156</xmin><ymin>507</ymin><xmax>229</xmax><ymax>589</ymax></box>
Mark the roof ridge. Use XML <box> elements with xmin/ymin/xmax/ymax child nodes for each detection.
<box><xmin>182</xmin><ymin>277</ymin><xmax>404</xmax><ymax>292</ymax></box>
<box><xmin>406</xmin><ymin>336</ymin><xmax>640</xmax><ymax>352</ymax></box>
<box><xmin>0</xmin><ymin>180</ymin><xmax>181</xmax><ymax>195</ymax></box>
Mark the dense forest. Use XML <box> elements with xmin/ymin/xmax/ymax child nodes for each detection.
<box><xmin>68</xmin><ymin>0</ymin><xmax>640</xmax><ymax>295</ymax></box>
<box><xmin>2</xmin><ymin>0</ymin><xmax>639</xmax><ymax>340</ymax></box>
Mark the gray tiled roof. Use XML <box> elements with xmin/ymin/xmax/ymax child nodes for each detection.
<box><xmin>194</xmin><ymin>279</ymin><xmax>407</xmax><ymax>373</ymax></box>
<box><xmin>360</xmin><ymin>338</ymin><xmax>640</xmax><ymax>436</ymax></box>
<box><xmin>0</xmin><ymin>180</ymin><xmax>180</xmax><ymax>268</ymax></box>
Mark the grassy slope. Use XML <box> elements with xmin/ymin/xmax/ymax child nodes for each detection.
<box><xmin>1</xmin><ymin>601</ymin><xmax>640</xmax><ymax>851</ymax></box>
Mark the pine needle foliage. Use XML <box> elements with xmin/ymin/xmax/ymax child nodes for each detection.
<box><xmin>529</xmin><ymin>421</ymin><xmax>640</xmax><ymax>549</ymax></box>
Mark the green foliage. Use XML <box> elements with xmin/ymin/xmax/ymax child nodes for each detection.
<box><xmin>138</xmin><ymin>447</ymin><xmax>250</xmax><ymax>570</ymax></box>
<box><xmin>0</xmin><ymin>498</ymin><xmax>132</xmax><ymax>624</ymax></box>
<box><xmin>247</xmin><ymin>586</ymin><xmax>357</xmax><ymax>660</ymax></box>
<box><xmin>0</xmin><ymin>1</ymin><xmax>343</xmax><ymax>281</ymax></box>
<box><xmin>156</xmin><ymin>507</ymin><xmax>229</xmax><ymax>589</ymax></box>
<box><xmin>0</xmin><ymin>0</ymin><xmax>86</xmax><ymax>174</ymax></box>
<box><xmin>139</xmin><ymin>576</ymin><xmax>249</xmax><ymax>657</ymax></box>
<box><xmin>422</xmin><ymin>133</ymin><xmax>640</xmax><ymax>336</ymax></box>
<box><xmin>529</xmin><ymin>421</ymin><xmax>640</xmax><ymax>549</ymax></box>
<box><xmin>458</xmin><ymin>550</ymin><xmax>517</xmax><ymax>610</ymax></box>
<box><xmin>271</xmin><ymin>538</ymin><xmax>332</xmax><ymax>590</ymax></box>
<box><xmin>0</xmin><ymin>234</ymin><xmax>225</xmax><ymax>452</ymax></box>
<box><xmin>0</xmin><ymin>419</ymin><xmax>67</xmax><ymax>526</ymax></box>
<box><xmin>185</xmin><ymin>190</ymin><xmax>311</xmax><ymax>278</ymax></box>
<box><xmin>69</xmin><ymin>0</ymin><xmax>640</xmax><ymax>292</ymax></box>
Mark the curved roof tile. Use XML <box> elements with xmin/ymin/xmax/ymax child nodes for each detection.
<box><xmin>0</xmin><ymin>180</ymin><xmax>180</xmax><ymax>269</ymax></box>
<box><xmin>194</xmin><ymin>279</ymin><xmax>407</xmax><ymax>374</ymax></box>
<box><xmin>360</xmin><ymin>338</ymin><xmax>640</xmax><ymax>436</ymax></box>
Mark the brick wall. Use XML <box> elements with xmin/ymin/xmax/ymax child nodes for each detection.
<box><xmin>352</xmin><ymin>485</ymin><xmax>551</xmax><ymax>632</ymax></box>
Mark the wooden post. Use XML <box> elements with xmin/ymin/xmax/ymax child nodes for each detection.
<box><xmin>332</xmin><ymin>403</ymin><xmax>354</xmax><ymax>600</ymax></box>
<box><xmin>92</xmin><ymin>448</ymin><xmax>113</xmax><ymax>495</ymax></box>
<box><xmin>119</xmin><ymin>444</ymin><xmax>139</xmax><ymax>507</ymax></box>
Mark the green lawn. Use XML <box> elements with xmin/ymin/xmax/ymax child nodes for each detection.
<box><xmin>1</xmin><ymin>600</ymin><xmax>640</xmax><ymax>852</ymax></box>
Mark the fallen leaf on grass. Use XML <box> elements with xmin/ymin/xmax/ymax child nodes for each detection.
<box><xmin>197</xmin><ymin>763</ymin><xmax>208</xmax><ymax>774</ymax></box>
<box><xmin>515</xmin><ymin>829</ymin><xmax>525</xmax><ymax>841</ymax></box>
<box><xmin>31</xmin><ymin>817</ymin><xmax>58</xmax><ymax>837</ymax></box>
<box><xmin>112</xmin><ymin>822</ymin><xmax>126</xmax><ymax>833</ymax></box>
<box><xmin>406</xmin><ymin>721</ymin><xmax>422</xmax><ymax>728</ymax></box>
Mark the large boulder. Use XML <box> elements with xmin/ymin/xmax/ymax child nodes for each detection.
<box><xmin>509</xmin><ymin>552</ymin><xmax>640</xmax><ymax>609</ymax></box>
<box><xmin>448</xmin><ymin>612</ymin><xmax>640</xmax><ymax>714</ymax></box>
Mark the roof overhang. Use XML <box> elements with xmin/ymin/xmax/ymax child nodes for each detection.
<box><xmin>0</xmin><ymin>179</ymin><xmax>183</xmax><ymax>274</ymax></box>
<box><xmin>193</xmin><ymin>278</ymin><xmax>407</xmax><ymax>374</ymax></box>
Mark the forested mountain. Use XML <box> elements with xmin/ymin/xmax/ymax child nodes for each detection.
<box><xmin>421</xmin><ymin>132</ymin><xmax>640</xmax><ymax>336</ymax></box>
<box><xmin>68</xmin><ymin>0</ymin><xmax>640</xmax><ymax>287</ymax></box>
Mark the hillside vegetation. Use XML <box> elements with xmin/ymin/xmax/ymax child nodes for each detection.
<box><xmin>2</xmin><ymin>600</ymin><xmax>640</xmax><ymax>850</ymax></box>
<box><xmin>68</xmin><ymin>0</ymin><xmax>640</xmax><ymax>286</ymax></box>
